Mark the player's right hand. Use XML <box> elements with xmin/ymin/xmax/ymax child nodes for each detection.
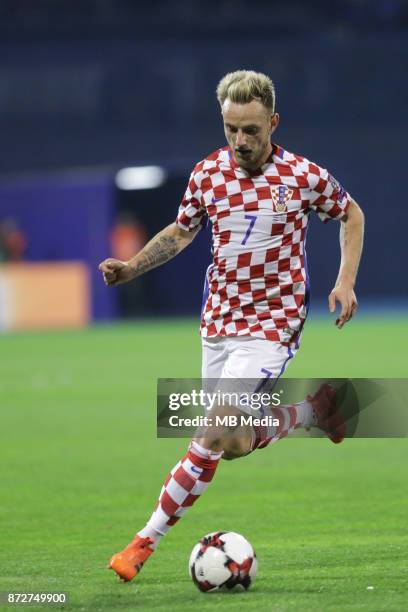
<box><xmin>98</xmin><ymin>258</ymin><xmax>135</xmax><ymax>287</ymax></box>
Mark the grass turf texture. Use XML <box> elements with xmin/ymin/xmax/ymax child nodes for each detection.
<box><xmin>1</xmin><ymin>316</ymin><xmax>407</xmax><ymax>611</ymax></box>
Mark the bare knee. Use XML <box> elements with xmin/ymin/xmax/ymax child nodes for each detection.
<box><xmin>193</xmin><ymin>406</ymin><xmax>253</xmax><ymax>460</ymax></box>
<box><xmin>193</xmin><ymin>429</ymin><xmax>251</xmax><ymax>460</ymax></box>
<box><xmin>222</xmin><ymin>450</ymin><xmax>240</xmax><ymax>461</ymax></box>
<box><xmin>221</xmin><ymin>433</ymin><xmax>252</xmax><ymax>460</ymax></box>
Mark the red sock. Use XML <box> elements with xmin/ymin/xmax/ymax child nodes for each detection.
<box><xmin>250</xmin><ymin>400</ymin><xmax>313</xmax><ymax>451</ymax></box>
<box><xmin>137</xmin><ymin>441</ymin><xmax>222</xmax><ymax>547</ymax></box>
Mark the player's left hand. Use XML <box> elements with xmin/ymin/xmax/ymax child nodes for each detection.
<box><xmin>328</xmin><ymin>283</ymin><xmax>358</xmax><ymax>329</ymax></box>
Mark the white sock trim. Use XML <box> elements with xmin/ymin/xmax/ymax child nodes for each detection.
<box><xmin>296</xmin><ymin>400</ymin><xmax>314</xmax><ymax>428</ymax></box>
<box><xmin>189</xmin><ymin>440</ymin><xmax>223</xmax><ymax>460</ymax></box>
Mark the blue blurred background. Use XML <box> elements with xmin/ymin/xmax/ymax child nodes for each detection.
<box><xmin>0</xmin><ymin>0</ymin><xmax>406</xmax><ymax>329</ymax></box>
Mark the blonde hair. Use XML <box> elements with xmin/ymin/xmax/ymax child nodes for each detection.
<box><xmin>216</xmin><ymin>70</ymin><xmax>276</xmax><ymax>113</ymax></box>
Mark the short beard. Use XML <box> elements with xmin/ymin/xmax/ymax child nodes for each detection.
<box><xmin>238</xmin><ymin>141</ymin><xmax>270</xmax><ymax>171</ymax></box>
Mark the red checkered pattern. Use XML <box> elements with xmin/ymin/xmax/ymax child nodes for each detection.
<box><xmin>176</xmin><ymin>144</ymin><xmax>351</xmax><ymax>343</ymax></box>
<box><xmin>252</xmin><ymin>403</ymin><xmax>304</xmax><ymax>450</ymax></box>
<box><xmin>145</xmin><ymin>446</ymin><xmax>221</xmax><ymax>535</ymax></box>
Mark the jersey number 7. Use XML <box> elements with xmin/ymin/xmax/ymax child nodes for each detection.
<box><xmin>241</xmin><ymin>215</ymin><xmax>257</xmax><ymax>246</ymax></box>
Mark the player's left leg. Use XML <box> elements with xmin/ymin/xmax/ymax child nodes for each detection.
<box><xmin>205</xmin><ymin>336</ymin><xmax>314</xmax><ymax>457</ymax></box>
<box><xmin>249</xmin><ymin>383</ymin><xmax>346</xmax><ymax>453</ymax></box>
<box><xmin>204</xmin><ymin>336</ymin><xmax>345</xmax><ymax>457</ymax></box>
<box><xmin>108</xmin><ymin>337</ymin><xmax>343</xmax><ymax>582</ymax></box>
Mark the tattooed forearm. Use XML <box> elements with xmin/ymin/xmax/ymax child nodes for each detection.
<box><xmin>127</xmin><ymin>224</ymin><xmax>195</xmax><ymax>278</ymax></box>
<box><xmin>129</xmin><ymin>236</ymin><xmax>178</xmax><ymax>277</ymax></box>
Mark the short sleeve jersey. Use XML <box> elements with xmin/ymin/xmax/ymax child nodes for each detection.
<box><xmin>176</xmin><ymin>144</ymin><xmax>351</xmax><ymax>343</ymax></box>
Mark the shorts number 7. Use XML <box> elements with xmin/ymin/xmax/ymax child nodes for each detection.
<box><xmin>241</xmin><ymin>214</ymin><xmax>257</xmax><ymax>245</ymax></box>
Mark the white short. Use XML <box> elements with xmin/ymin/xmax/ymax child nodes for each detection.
<box><xmin>202</xmin><ymin>335</ymin><xmax>296</xmax><ymax>381</ymax></box>
<box><xmin>201</xmin><ymin>336</ymin><xmax>297</xmax><ymax>414</ymax></box>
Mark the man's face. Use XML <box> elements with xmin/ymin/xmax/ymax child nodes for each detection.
<box><xmin>221</xmin><ymin>98</ymin><xmax>279</xmax><ymax>170</ymax></box>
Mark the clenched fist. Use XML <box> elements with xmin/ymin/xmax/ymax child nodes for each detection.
<box><xmin>98</xmin><ymin>258</ymin><xmax>135</xmax><ymax>287</ymax></box>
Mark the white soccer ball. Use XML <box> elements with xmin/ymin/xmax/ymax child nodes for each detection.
<box><xmin>189</xmin><ymin>531</ymin><xmax>258</xmax><ymax>592</ymax></box>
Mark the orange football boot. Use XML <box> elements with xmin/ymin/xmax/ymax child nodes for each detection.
<box><xmin>308</xmin><ymin>383</ymin><xmax>346</xmax><ymax>444</ymax></box>
<box><xmin>109</xmin><ymin>535</ymin><xmax>155</xmax><ymax>582</ymax></box>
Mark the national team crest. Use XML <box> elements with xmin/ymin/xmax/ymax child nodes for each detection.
<box><xmin>270</xmin><ymin>185</ymin><xmax>293</xmax><ymax>212</ymax></box>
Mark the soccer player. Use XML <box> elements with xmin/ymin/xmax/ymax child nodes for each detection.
<box><xmin>99</xmin><ymin>70</ymin><xmax>364</xmax><ymax>582</ymax></box>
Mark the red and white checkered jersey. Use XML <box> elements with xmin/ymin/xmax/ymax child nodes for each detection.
<box><xmin>176</xmin><ymin>144</ymin><xmax>351</xmax><ymax>343</ymax></box>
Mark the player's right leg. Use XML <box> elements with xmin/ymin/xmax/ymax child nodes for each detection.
<box><xmin>109</xmin><ymin>336</ymin><xmax>304</xmax><ymax>582</ymax></box>
<box><xmin>109</xmin><ymin>337</ymin><xmax>230</xmax><ymax>582</ymax></box>
<box><xmin>108</xmin><ymin>337</ymin><xmax>343</xmax><ymax>582</ymax></box>
<box><xmin>108</xmin><ymin>438</ymin><xmax>223</xmax><ymax>581</ymax></box>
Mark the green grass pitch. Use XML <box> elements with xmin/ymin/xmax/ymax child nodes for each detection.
<box><xmin>1</xmin><ymin>315</ymin><xmax>407</xmax><ymax>611</ymax></box>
